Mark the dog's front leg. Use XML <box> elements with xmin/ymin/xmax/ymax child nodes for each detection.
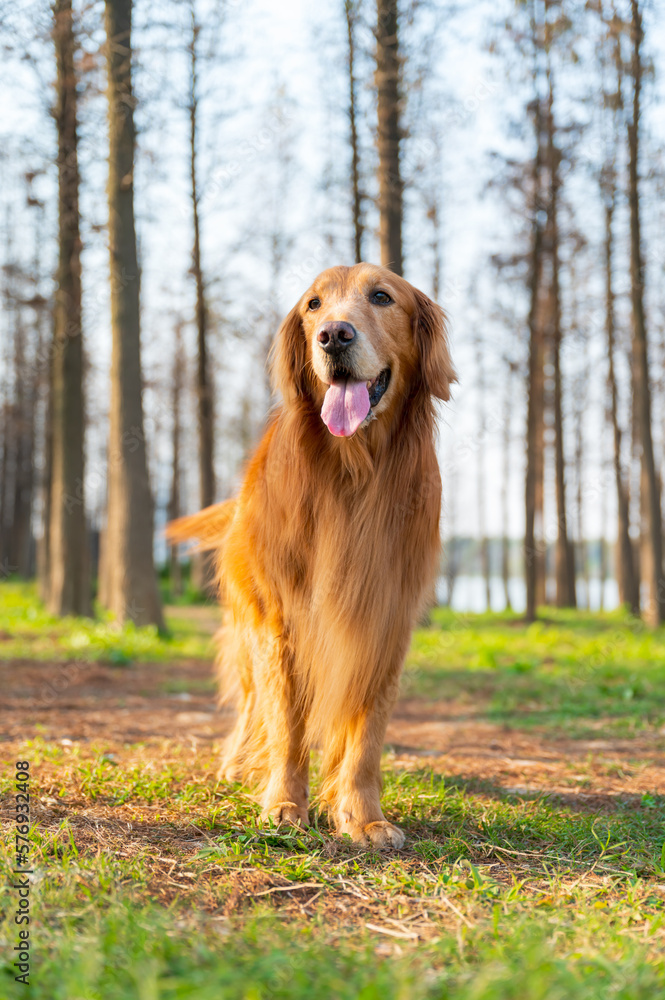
<box><xmin>254</xmin><ymin>636</ymin><xmax>310</xmax><ymax>827</ymax></box>
<box><xmin>322</xmin><ymin>676</ymin><xmax>404</xmax><ymax>849</ymax></box>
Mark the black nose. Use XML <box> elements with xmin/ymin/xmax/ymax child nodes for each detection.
<box><xmin>317</xmin><ymin>321</ymin><xmax>356</xmax><ymax>356</ymax></box>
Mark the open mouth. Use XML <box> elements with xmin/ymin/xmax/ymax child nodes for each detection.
<box><xmin>321</xmin><ymin>367</ymin><xmax>392</xmax><ymax>438</ymax></box>
<box><xmin>367</xmin><ymin>367</ymin><xmax>391</xmax><ymax>408</ymax></box>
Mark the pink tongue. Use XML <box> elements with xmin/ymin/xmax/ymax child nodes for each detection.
<box><xmin>321</xmin><ymin>379</ymin><xmax>370</xmax><ymax>437</ymax></box>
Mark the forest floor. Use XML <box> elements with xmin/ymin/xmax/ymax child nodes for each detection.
<box><xmin>1</xmin><ymin>582</ymin><xmax>665</xmax><ymax>998</ymax></box>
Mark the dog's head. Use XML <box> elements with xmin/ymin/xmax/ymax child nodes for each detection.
<box><xmin>271</xmin><ymin>263</ymin><xmax>455</xmax><ymax>437</ymax></box>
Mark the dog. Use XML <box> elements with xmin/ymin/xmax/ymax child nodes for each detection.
<box><xmin>167</xmin><ymin>263</ymin><xmax>455</xmax><ymax>848</ymax></box>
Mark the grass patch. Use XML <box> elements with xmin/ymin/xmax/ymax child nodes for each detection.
<box><xmin>2</xmin><ymin>583</ymin><xmax>665</xmax><ymax>994</ymax></box>
<box><xmin>404</xmin><ymin>607</ymin><xmax>665</xmax><ymax>736</ymax></box>
<box><xmin>0</xmin><ymin>581</ymin><xmax>214</xmax><ymax>663</ymax></box>
<box><xmin>1</xmin><ymin>744</ymin><xmax>664</xmax><ymax>998</ymax></box>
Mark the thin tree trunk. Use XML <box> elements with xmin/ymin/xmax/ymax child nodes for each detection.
<box><xmin>501</xmin><ymin>362</ymin><xmax>513</xmax><ymax>611</ymax></box>
<box><xmin>376</xmin><ymin>0</ymin><xmax>402</xmax><ymax>275</ymax></box>
<box><xmin>574</xmin><ymin>413</ymin><xmax>588</xmax><ymax>608</ymax></box>
<box><xmin>525</xmin><ymin>99</ymin><xmax>545</xmax><ymax>623</ymax></box>
<box><xmin>168</xmin><ymin>323</ymin><xmax>184</xmax><ymax>599</ymax></box>
<box><xmin>38</xmin><ymin>347</ymin><xmax>53</xmax><ymax>602</ymax></box>
<box><xmin>628</xmin><ymin>0</ymin><xmax>663</xmax><ymax>625</ymax></box>
<box><xmin>605</xmin><ymin>192</ymin><xmax>638</xmax><ymax>614</ymax></box>
<box><xmin>103</xmin><ymin>0</ymin><xmax>164</xmax><ymax>628</ymax></box>
<box><xmin>188</xmin><ymin>4</ymin><xmax>215</xmax><ymax>594</ymax></box>
<box><xmin>534</xmin><ymin>333</ymin><xmax>546</xmax><ymax>607</ymax></box>
<box><xmin>48</xmin><ymin>0</ymin><xmax>90</xmax><ymax>615</ymax></box>
<box><xmin>475</xmin><ymin>338</ymin><xmax>491</xmax><ymax>612</ymax></box>
<box><xmin>10</xmin><ymin>315</ymin><xmax>34</xmax><ymax>577</ymax></box>
<box><xmin>189</xmin><ymin>7</ymin><xmax>215</xmax><ymax>514</ymax></box>
<box><xmin>345</xmin><ymin>0</ymin><xmax>363</xmax><ymax>263</ymax></box>
<box><xmin>0</xmin><ymin>399</ymin><xmax>9</xmax><ymax>570</ymax></box>
<box><xmin>1</xmin><ymin>210</ymin><xmax>15</xmax><ymax>572</ymax></box>
<box><xmin>599</xmin><ymin>436</ymin><xmax>607</xmax><ymax>612</ymax></box>
<box><xmin>547</xmin><ymin>76</ymin><xmax>575</xmax><ymax>609</ymax></box>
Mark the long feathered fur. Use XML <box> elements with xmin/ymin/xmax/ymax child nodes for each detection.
<box><xmin>168</xmin><ymin>264</ymin><xmax>456</xmax><ymax>829</ymax></box>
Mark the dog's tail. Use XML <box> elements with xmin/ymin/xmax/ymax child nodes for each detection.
<box><xmin>165</xmin><ymin>498</ymin><xmax>237</xmax><ymax>551</ymax></box>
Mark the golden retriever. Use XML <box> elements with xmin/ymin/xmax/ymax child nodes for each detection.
<box><xmin>168</xmin><ymin>263</ymin><xmax>454</xmax><ymax>848</ymax></box>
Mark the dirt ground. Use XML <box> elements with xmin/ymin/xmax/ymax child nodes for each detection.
<box><xmin>2</xmin><ymin>651</ymin><xmax>665</xmax><ymax>942</ymax></box>
<box><xmin>2</xmin><ymin>655</ymin><xmax>664</xmax><ymax>805</ymax></box>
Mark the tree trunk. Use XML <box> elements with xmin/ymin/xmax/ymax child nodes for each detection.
<box><xmin>103</xmin><ymin>0</ymin><xmax>164</xmax><ymax>629</ymax></box>
<box><xmin>475</xmin><ymin>338</ymin><xmax>491</xmax><ymax>612</ymax></box>
<box><xmin>376</xmin><ymin>0</ymin><xmax>402</xmax><ymax>275</ymax></box>
<box><xmin>628</xmin><ymin>0</ymin><xmax>663</xmax><ymax>626</ymax></box>
<box><xmin>345</xmin><ymin>0</ymin><xmax>363</xmax><ymax>263</ymax></box>
<box><xmin>547</xmin><ymin>78</ymin><xmax>576</xmax><ymax>608</ymax></box>
<box><xmin>168</xmin><ymin>323</ymin><xmax>184</xmax><ymax>599</ymax></box>
<box><xmin>9</xmin><ymin>316</ymin><xmax>35</xmax><ymax>577</ymax></box>
<box><xmin>604</xmin><ymin>195</ymin><xmax>638</xmax><ymax>614</ymax></box>
<box><xmin>525</xmin><ymin>100</ymin><xmax>545</xmax><ymax>623</ymax></box>
<box><xmin>0</xmin><ymin>396</ymin><xmax>9</xmax><ymax>571</ymax></box>
<box><xmin>574</xmin><ymin>409</ymin><xmax>587</xmax><ymax>608</ymax></box>
<box><xmin>501</xmin><ymin>362</ymin><xmax>513</xmax><ymax>611</ymax></box>
<box><xmin>188</xmin><ymin>7</ymin><xmax>215</xmax><ymax>515</ymax></box>
<box><xmin>534</xmin><ymin>331</ymin><xmax>546</xmax><ymax>607</ymax></box>
<box><xmin>48</xmin><ymin>0</ymin><xmax>90</xmax><ymax>615</ymax></box>
<box><xmin>188</xmin><ymin>4</ymin><xmax>216</xmax><ymax>593</ymax></box>
<box><xmin>38</xmin><ymin>349</ymin><xmax>53</xmax><ymax>602</ymax></box>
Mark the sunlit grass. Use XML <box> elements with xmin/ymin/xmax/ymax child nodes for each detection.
<box><xmin>1</xmin><ymin>743</ymin><xmax>664</xmax><ymax>998</ymax></box>
<box><xmin>405</xmin><ymin>606</ymin><xmax>665</xmax><ymax>736</ymax></box>
<box><xmin>0</xmin><ymin>580</ymin><xmax>214</xmax><ymax>662</ymax></box>
<box><xmin>2</xmin><ymin>582</ymin><xmax>665</xmax><ymax>995</ymax></box>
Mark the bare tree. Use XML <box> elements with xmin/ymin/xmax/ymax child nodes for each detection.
<box><xmin>627</xmin><ymin>0</ymin><xmax>663</xmax><ymax>625</ymax></box>
<box><xmin>101</xmin><ymin>0</ymin><xmax>164</xmax><ymax>628</ymax></box>
<box><xmin>595</xmin><ymin>1</ymin><xmax>638</xmax><ymax>614</ymax></box>
<box><xmin>344</xmin><ymin>0</ymin><xmax>364</xmax><ymax>262</ymax></box>
<box><xmin>603</xmin><ymin>165</ymin><xmax>638</xmax><ymax>613</ymax></box>
<box><xmin>188</xmin><ymin>1</ymin><xmax>215</xmax><ymax>517</ymax></box>
<box><xmin>48</xmin><ymin>0</ymin><xmax>90</xmax><ymax>615</ymax></box>
<box><xmin>524</xmin><ymin>96</ymin><xmax>546</xmax><ymax>623</ymax></box>
<box><xmin>8</xmin><ymin>309</ymin><xmax>33</xmax><ymax>577</ymax></box>
<box><xmin>168</xmin><ymin>321</ymin><xmax>185</xmax><ymax>599</ymax></box>
<box><xmin>376</xmin><ymin>0</ymin><xmax>402</xmax><ymax>274</ymax></box>
<box><xmin>501</xmin><ymin>358</ymin><xmax>514</xmax><ymax>611</ymax></box>
<box><xmin>545</xmin><ymin>71</ymin><xmax>576</xmax><ymax>608</ymax></box>
<box><xmin>475</xmin><ymin>334</ymin><xmax>491</xmax><ymax>611</ymax></box>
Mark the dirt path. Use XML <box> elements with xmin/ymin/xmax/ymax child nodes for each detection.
<box><xmin>1</xmin><ymin>657</ymin><xmax>664</xmax><ymax>804</ymax></box>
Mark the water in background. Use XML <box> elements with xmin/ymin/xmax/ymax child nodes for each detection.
<box><xmin>436</xmin><ymin>576</ymin><xmax>620</xmax><ymax>614</ymax></box>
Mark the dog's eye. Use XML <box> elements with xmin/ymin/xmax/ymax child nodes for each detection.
<box><xmin>308</xmin><ymin>298</ymin><xmax>321</xmax><ymax>311</ymax></box>
<box><xmin>370</xmin><ymin>290</ymin><xmax>392</xmax><ymax>305</ymax></box>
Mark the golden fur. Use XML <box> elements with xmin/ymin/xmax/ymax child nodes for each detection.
<box><xmin>167</xmin><ymin>263</ymin><xmax>455</xmax><ymax>848</ymax></box>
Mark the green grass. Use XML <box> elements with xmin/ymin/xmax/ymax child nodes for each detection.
<box><xmin>1</xmin><ymin>754</ymin><xmax>664</xmax><ymax>999</ymax></box>
<box><xmin>3</xmin><ymin>582</ymin><xmax>665</xmax><ymax>738</ymax></box>
<box><xmin>0</xmin><ymin>580</ymin><xmax>214</xmax><ymax>662</ymax></box>
<box><xmin>404</xmin><ymin>606</ymin><xmax>665</xmax><ymax>737</ymax></box>
<box><xmin>1</xmin><ymin>582</ymin><xmax>665</xmax><ymax>996</ymax></box>
<box><xmin>1</xmin><ymin>744</ymin><xmax>664</xmax><ymax>999</ymax></box>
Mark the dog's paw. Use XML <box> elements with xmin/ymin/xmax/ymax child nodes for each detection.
<box><xmin>362</xmin><ymin>820</ymin><xmax>405</xmax><ymax>849</ymax></box>
<box><xmin>262</xmin><ymin>800</ymin><xmax>309</xmax><ymax>827</ymax></box>
<box><xmin>336</xmin><ymin>814</ymin><xmax>405</xmax><ymax>849</ymax></box>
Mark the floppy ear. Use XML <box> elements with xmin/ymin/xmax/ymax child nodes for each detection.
<box><xmin>412</xmin><ymin>288</ymin><xmax>456</xmax><ymax>401</ymax></box>
<box><xmin>269</xmin><ymin>302</ymin><xmax>311</xmax><ymax>402</ymax></box>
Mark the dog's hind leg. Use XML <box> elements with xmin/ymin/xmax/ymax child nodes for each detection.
<box><xmin>215</xmin><ymin>617</ymin><xmax>256</xmax><ymax>783</ymax></box>
<box><xmin>218</xmin><ymin>685</ymin><xmax>256</xmax><ymax>783</ymax></box>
